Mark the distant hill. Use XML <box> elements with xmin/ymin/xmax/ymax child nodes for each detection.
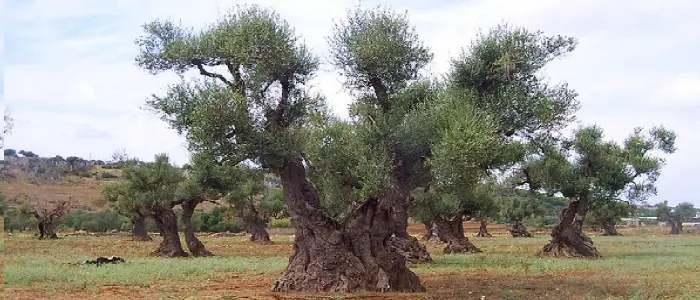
<box><xmin>1</xmin><ymin>153</ymin><xmax>123</xmax><ymax>211</ymax></box>
<box><xmin>0</xmin><ymin>152</ymin><xmax>218</xmax><ymax>212</ymax></box>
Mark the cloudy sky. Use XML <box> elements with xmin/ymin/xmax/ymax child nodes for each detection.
<box><xmin>3</xmin><ymin>0</ymin><xmax>699</xmax><ymax>206</ymax></box>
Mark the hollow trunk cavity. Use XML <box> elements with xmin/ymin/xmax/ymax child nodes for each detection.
<box><xmin>541</xmin><ymin>198</ymin><xmax>600</xmax><ymax>258</ymax></box>
<box><xmin>38</xmin><ymin>221</ymin><xmax>59</xmax><ymax>239</ymax></box>
<box><xmin>421</xmin><ymin>221</ymin><xmax>436</xmax><ymax>241</ymax></box>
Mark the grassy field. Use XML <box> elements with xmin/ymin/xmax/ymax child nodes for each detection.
<box><xmin>3</xmin><ymin>227</ymin><xmax>700</xmax><ymax>300</ymax></box>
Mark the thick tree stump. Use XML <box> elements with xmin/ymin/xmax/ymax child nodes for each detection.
<box><xmin>150</xmin><ymin>206</ymin><xmax>188</xmax><ymax>258</ymax></box>
<box><xmin>509</xmin><ymin>220</ymin><xmax>533</xmax><ymax>238</ymax></box>
<box><xmin>541</xmin><ymin>198</ymin><xmax>600</xmax><ymax>258</ymax></box>
<box><xmin>131</xmin><ymin>214</ymin><xmax>153</xmax><ymax>241</ymax></box>
<box><xmin>433</xmin><ymin>215</ymin><xmax>481</xmax><ymax>254</ymax></box>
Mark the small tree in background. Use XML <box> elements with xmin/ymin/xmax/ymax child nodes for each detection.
<box><xmin>101</xmin><ymin>183</ymin><xmax>153</xmax><ymax>241</ymax></box>
<box><xmin>223</xmin><ymin>168</ymin><xmax>284</xmax><ymax>244</ymax></box>
<box><xmin>497</xmin><ymin>189</ymin><xmax>546</xmax><ymax>238</ymax></box>
<box><xmin>656</xmin><ymin>201</ymin><xmax>695</xmax><ymax>234</ymax></box>
<box><xmin>521</xmin><ymin>125</ymin><xmax>676</xmax><ymax>258</ymax></box>
<box><xmin>17</xmin><ymin>196</ymin><xmax>70</xmax><ymax>239</ymax></box>
<box><xmin>103</xmin><ymin>154</ymin><xmax>188</xmax><ymax>257</ymax></box>
<box><xmin>587</xmin><ymin>201</ymin><xmax>635</xmax><ymax>236</ymax></box>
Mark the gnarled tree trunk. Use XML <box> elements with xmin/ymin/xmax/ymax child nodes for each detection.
<box><xmin>37</xmin><ymin>221</ymin><xmax>58</xmax><ymax>239</ymax></box>
<box><xmin>433</xmin><ymin>213</ymin><xmax>481</xmax><ymax>254</ymax></box>
<box><xmin>541</xmin><ymin>198</ymin><xmax>600</xmax><ymax>258</ymax></box>
<box><xmin>271</xmin><ymin>158</ymin><xmax>424</xmax><ymax>293</ymax></box>
<box><xmin>131</xmin><ymin>213</ymin><xmax>152</xmax><ymax>241</ymax></box>
<box><xmin>247</xmin><ymin>217</ymin><xmax>273</xmax><ymax>244</ymax></box>
<box><xmin>600</xmin><ymin>218</ymin><xmax>619</xmax><ymax>236</ymax></box>
<box><xmin>668</xmin><ymin>219</ymin><xmax>682</xmax><ymax>235</ymax></box>
<box><xmin>476</xmin><ymin>220</ymin><xmax>492</xmax><ymax>237</ymax></box>
<box><xmin>421</xmin><ymin>221</ymin><xmax>437</xmax><ymax>241</ymax></box>
<box><xmin>509</xmin><ymin>220</ymin><xmax>533</xmax><ymax>237</ymax></box>
<box><xmin>150</xmin><ymin>205</ymin><xmax>188</xmax><ymax>258</ymax></box>
<box><xmin>181</xmin><ymin>197</ymin><xmax>213</xmax><ymax>256</ymax></box>
<box><xmin>384</xmin><ymin>193</ymin><xmax>432</xmax><ymax>264</ymax></box>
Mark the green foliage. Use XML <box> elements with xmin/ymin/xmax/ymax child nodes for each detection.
<box><xmin>587</xmin><ymin>201</ymin><xmax>635</xmax><ymax>227</ymax></box>
<box><xmin>195</xmin><ymin>206</ymin><xmax>246</xmax><ymax>233</ymax></box>
<box><xmin>99</xmin><ymin>172</ymin><xmax>120</xmax><ymax>179</ymax></box>
<box><xmin>497</xmin><ymin>188</ymin><xmax>547</xmax><ymax>223</ymax></box>
<box><xmin>60</xmin><ymin>210</ymin><xmax>129</xmax><ymax>232</ymax></box>
<box><xmin>4</xmin><ymin>208</ymin><xmax>37</xmax><ymax>233</ymax></box>
<box><xmin>449</xmin><ymin>24</ymin><xmax>579</xmax><ymax>138</ymax></box>
<box><xmin>0</xmin><ymin>191</ymin><xmax>5</xmax><ymax>214</ymax></box>
<box><xmin>268</xmin><ymin>217</ymin><xmax>293</xmax><ymax>228</ymax></box>
<box><xmin>4</xmin><ymin>148</ymin><xmax>17</xmax><ymax>156</ymax></box>
<box><xmin>524</xmin><ymin>125</ymin><xmax>677</xmax><ymax>207</ymax></box>
<box><xmin>138</xmin><ymin>4</ymin><xmax>321</xmax><ymax>170</ymax></box>
<box><xmin>328</xmin><ymin>5</ymin><xmax>433</xmax><ymax>97</ymax></box>
<box><xmin>656</xmin><ymin>201</ymin><xmax>696</xmax><ymax>223</ymax></box>
<box><xmin>102</xmin><ymin>154</ymin><xmax>184</xmax><ymax>217</ymax></box>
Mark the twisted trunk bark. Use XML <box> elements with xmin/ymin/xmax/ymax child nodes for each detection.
<box><xmin>668</xmin><ymin>219</ymin><xmax>682</xmax><ymax>235</ymax></box>
<box><xmin>600</xmin><ymin>218</ymin><xmax>619</xmax><ymax>236</ymax></box>
<box><xmin>37</xmin><ymin>221</ymin><xmax>59</xmax><ymax>239</ymax></box>
<box><xmin>541</xmin><ymin>198</ymin><xmax>600</xmax><ymax>258</ymax></box>
<box><xmin>248</xmin><ymin>218</ymin><xmax>273</xmax><ymax>244</ymax></box>
<box><xmin>271</xmin><ymin>158</ymin><xmax>424</xmax><ymax>293</ymax></box>
<box><xmin>181</xmin><ymin>198</ymin><xmax>213</xmax><ymax>256</ymax></box>
<box><xmin>433</xmin><ymin>213</ymin><xmax>481</xmax><ymax>254</ymax></box>
<box><xmin>421</xmin><ymin>221</ymin><xmax>436</xmax><ymax>241</ymax></box>
<box><xmin>150</xmin><ymin>205</ymin><xmax>188</xmax><ymax>258</ymax></box>
<box><xmin>476</xmin><ymin>220</ymin><xmax>492</xmax><ymax>237</ymax></box>
<box><xmin>131</xmin><ymin>213</ymin><xmax>152</xmax><ymax>241</ymax></box>
<box><xmin>384</xmin><ymin>189</ymin><xmax>432</xmax><ymax>264</ymax></box>
<box><xmin>508</xmin><ymin>220</ymin><xmax>533</xmax><ymax>237</ymax></box>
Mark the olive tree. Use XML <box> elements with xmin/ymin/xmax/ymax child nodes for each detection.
<box><xmin>101</xmin><ymin>183</ymin><xmax>153</xmax><ymax>242</ymax></box>
<box><xmin>403</xmin><ymin>24</ymin><xmax>580</xmax><ymax>254</ymax></box>
<box><xmin>656</xmin><ymin>201</ymin><xmax>695</xmax><ymax>234</ymax></box>
<box><xmin>587</xmin><ymin>200</ymin><xmax>635</xmax><ymax>236</ymax></box>
<box><xmin>496</xmin><ymin>188</ymin><xmax>546</xmax><ymax>237</ymax></box>
<box><xmin>136</xmin><ymin>4</ymin><xmax>427</xmax><ymax>292</ymax></box>
<box><xmin>521</xmin><ymin>125</ymin><xmax>676</xmax><ymax>257</ymax></box>
<box><xmin>103</xmin><ymin>154</ymin><xmax>188</xmax><ymax>257</ymax></box>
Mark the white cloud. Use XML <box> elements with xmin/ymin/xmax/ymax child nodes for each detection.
<box><xmin>650</xmin><ymin>73</ymin><xmax>700</xmax><ymax>108</ymax></box>
<box><xmin>4</xmin><ymin>0</ymin><xmax>700</xmax><ymax>205</ymax></box>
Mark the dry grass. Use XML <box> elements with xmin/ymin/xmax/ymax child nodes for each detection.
<box><xmin>0</xmin><ymin>167</ymin><xmax>217</xmax><ymax>211</ymax></box>
<box><xmin>4</xmin><ymin>227</ymin><xmax>700</xmax><ymax>300</ymax></box>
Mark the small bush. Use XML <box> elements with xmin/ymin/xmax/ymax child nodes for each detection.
<box><xmin>100</xmin><ymin>172</ymin><xmax>120</xmax><ymax>179</ymax></box>
<box><xmin>61</xmin><ymin>209</ymin><xmax>129</xmax><ymax>232</ymax></box>
<box><xmin>268</xmin><ymin>218</ymin><xmax>292</xmax><ymax>228</ymax></box>
<box><xmin>75</xmin><ymin>171</ymin><xmax>93</xmax><ymax>178</ymax></box>
<box><xmin>4</xmin><ymin>209</ymin><xmax>37</xmax><ymax>233</ymax></box>
<box><xmin>196</xmin><ymin>207</ymin><xmax>246</xmax><ymax>233</ymax></box>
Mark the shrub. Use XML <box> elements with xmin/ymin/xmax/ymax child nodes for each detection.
<box><xmin>196</xmin><ymin>207</ymin><xmax>246</xmax><ymax>233</ymax></box>
<box><xmin>100</xmin><ymin>172</ymin><xmax>120</xmax><ymax>179</ymax></box>
<box><xmin>269</xmin><ymin>218</ymin><xmax>292</xmax><ymax>228</ymax></box>
<box><xmin>61</xmin><ymin>209</ymin><xmax>129</xmax><ymax>232</ymax></box>
<box><xmin>4</xmin><ymin>209</ymin><xmax>37</xmax><ymax>233</ymax></box>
